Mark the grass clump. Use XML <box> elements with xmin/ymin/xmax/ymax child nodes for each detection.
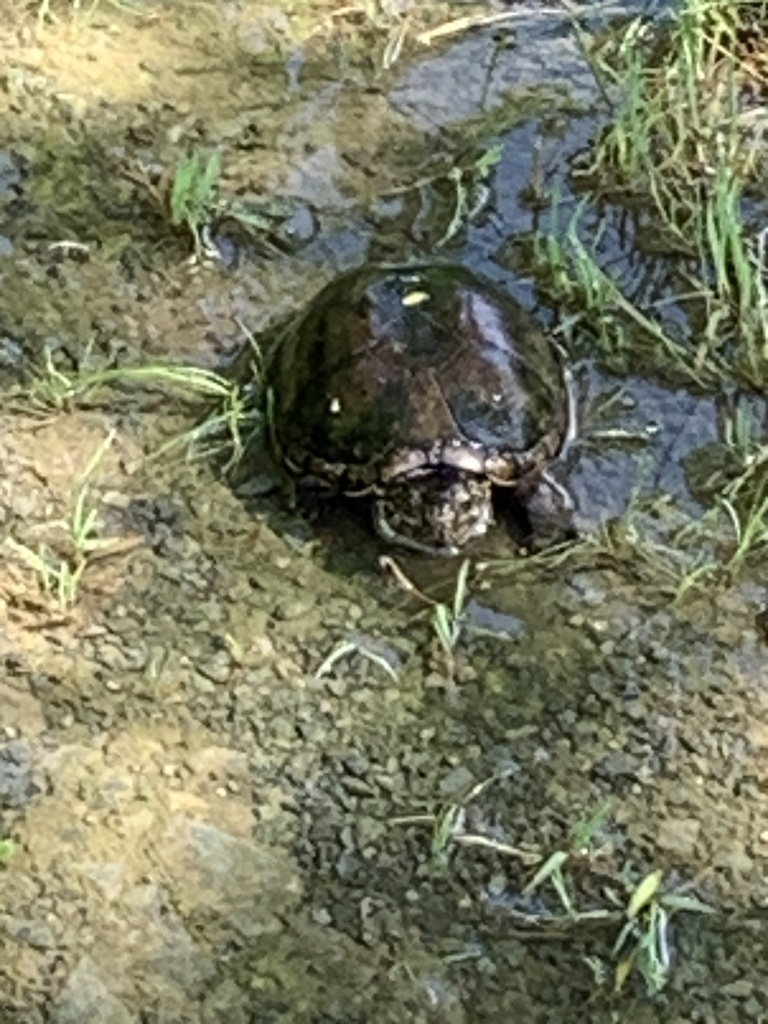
<box><xmin>17</xmin><ymin>335</ymin><xmax>262</xmax><ymax>473</ymax></box>
<box><xmin>169</xmin><ymin>150</ymin><xmax>222</xmax><ymax>259</ymax></box>
<box><xmin>580</xmin><ymin>3</ymin><xmax>751</xmax><ymax>184</ymax></box>
<box><xmin>4</xmin><ymin>429</ymin><xmax>118</xmax><ymax>611</ymax></box>
<box><xmin>519</xmin><ymin>0</ymin><xmax>768</xmax><ymax>587</ymax></box>
<box><xmin>547</xmin><ymin>0</ymin><xmax>768</xmax><ymax>388</ymax></box>
<box><xmin>5</xmin><ymin>340</ymin><xmax>264</xmax><ymax>612</ymax></box>
<box><xmin>124</xmin><ymin>149</ymin><xmax>299</xmax><ymax>261</ymax></box>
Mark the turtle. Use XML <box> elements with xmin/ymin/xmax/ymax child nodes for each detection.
<box><xmin>265</xmin><ymin>263</ymin><xmax>576</xmax><ymax>555</ymax></box>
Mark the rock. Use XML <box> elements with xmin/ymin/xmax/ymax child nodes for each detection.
<box><xmin>0</xmin><ymin>682</ymin><xmax>46</xmax><ymax>737</ymax></box>
<box><xmin>50</xmin><ymin>956</ymin><xmax>135</xmax><ymax>1024</ymax></box>
<box><xmin>81</xmin><ymin>859</ymin><xmax>127</xmax><ymax>902</ymax></box>
<box><xmin>273</xmin><ymin>595</ymin><xmax>316</xmax><ymax>621</ymax></box>
<box><xmin>281</xmin><ymin>204</ymin><xmax>317</xmax><ymax>245</ymax></box>
<box><xmin>0</xmin><ymin>739</ymin><xmax>40</xmax><ymax>808</ymax></box>
<box><xmin>201</xmin><ymin>978</ymin><xmax>251</xmax><ymax>1024</ymax></box>
<box><xmin>7</xmin><ymin>918</ymin><xmax>57</xmax><ymax>950</ymax></box>
<box><xmin>154</xmin><ymin>817</ymin><xmax>303</xmax><ymax>939</ymax></box>
<box><xmin>714</xmin><ymin>845</ymin><xmax>754</xmax><ymax>876</ymax></box>
<box><xmin>721</xmin><ymin>979</ymin><xmax>756</xmax><ymax>998</ymax></box>
<box><xmin>590</xmin><ymin>751</ymin><xmax>638</xmax><ymax>783</ymax></box>
<box><xmin>196</xmin><ymin>651</ymin><xmax>234</xmax><ymax>684</ymax></box>
<box><xmin>438</xmin><ymin>765</ymin><xmax>475</xmax><ymax>798</ymax></box>
<box><xmin>656</xmin><ymin>816</ymin><xmax>701</xmax><ymax>859</ymax></box>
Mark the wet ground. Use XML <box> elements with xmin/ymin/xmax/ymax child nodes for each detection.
<box><xmin>2</xmin><ymin>1</ymin><xmax>768</xmax><ymax>1022</ymax></box>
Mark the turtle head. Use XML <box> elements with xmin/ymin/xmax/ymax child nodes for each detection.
<box><xmin>373</xmin><ymin>468</ymin><xmax>494</xmax><ymax>555</ymax></box>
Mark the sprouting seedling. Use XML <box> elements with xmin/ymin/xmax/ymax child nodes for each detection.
<box><xmin>390</xmin><ymin>774</ymin><xmax>501</xmax><ymax>871</ymax></box>
<box><xmin>430</xmin><ymin>801</ymin><xmax>467</xmax><ymax>868</ymax></box>
<box><xmin>613</xmin><ymin>869</ymin><xmax>714</xmax><ymax>995</ymax></box>
<box><xmin>523</xmin><ymin>801</ymin><xmax>613</xmax><ymax>918</ymax></box>
<box><xmin>68</xmin><ymin>428</ymin><xmax>116</xmax><ymax>559</ymax></box>
<box><xmin>381</xmin><ymin>556</ymin><xmax>471</xmax><ymax>681</ymax></box>
<box><xmin>4</xmin><ymin>429</ymin><xmax>117</xmax><ymax>611</ymax></box>
<box><xmin>524</xmin><ymin>848</ymin><xmax>576</xmax><ymax>916</ymax></box>
<box><xmin>431</xmin><ymin>558</ymin><xmax>471</xmax><ymax>660</ymax></box>
<box><xmin>170</xmin><ymin>150</ymin><xmax>222</xmax><ymax>258</ymax></box>
<box><xmin>570</xmin><ymin>799</ymin><xmax>613</xmax><ymax>853</ymax></box>
<box><xmin>436</xmin><ymin>143</ymin><xmax>503</xmax><ymax>249</ymax></box>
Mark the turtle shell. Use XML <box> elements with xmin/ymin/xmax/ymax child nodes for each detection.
<box><xmin>267</xmin><ymin>263</ymin><xmax>569</xmax><ymax>492</ymax></box>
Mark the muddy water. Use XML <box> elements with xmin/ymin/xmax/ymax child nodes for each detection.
<box><xmin>2</xmin><ymin>3</ymin><xmax>768</xmax><ymax>1023</ymax></box>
